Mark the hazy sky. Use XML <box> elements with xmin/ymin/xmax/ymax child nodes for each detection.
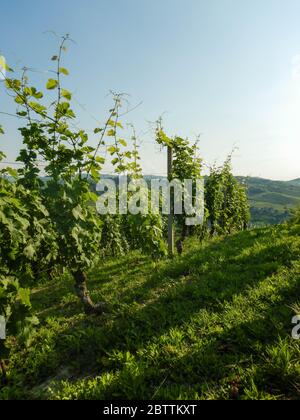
<box><xmin>1</xmin><ymin>0</ymin><xmax>300</xmax><ymax>180</ymax></box>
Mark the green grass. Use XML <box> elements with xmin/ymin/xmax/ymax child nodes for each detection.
<box><xmin>1</xmin><ymin>222</ymin><xmax>300</xmax><ymax>400</ymax></box>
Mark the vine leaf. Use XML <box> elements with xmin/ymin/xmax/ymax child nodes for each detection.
<box><xmin>46</xmin><ymin>79</ymin><xmax>58</xmax><ymax>90</ymax></box>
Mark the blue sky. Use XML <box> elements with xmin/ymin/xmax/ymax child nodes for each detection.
<box><xmin>1</xmin><ymin>0</ymin><xmax>300</xmax><ymax>180</ymax></box>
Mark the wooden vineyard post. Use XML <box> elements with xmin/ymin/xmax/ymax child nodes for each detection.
<box><xmin>168</xmin><ymin>145</ymin><xmax>174</xmax><ymax>258</ymax></box>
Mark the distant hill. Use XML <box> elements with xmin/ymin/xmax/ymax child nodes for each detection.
<box><xmin>287</xmin><ymin>178</ymin><xmax>300</xmax><ymax>187</ymax></box>
<box><xmin>237</xmin><ymin>177</ymin><xmax>300</xmax><ymax>226</ymax></box>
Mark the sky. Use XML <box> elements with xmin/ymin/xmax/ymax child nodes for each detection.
<box><xmin>1</xmin><ymin>0</ymin><xmax>300</xmax><ymax>180</ymax></box>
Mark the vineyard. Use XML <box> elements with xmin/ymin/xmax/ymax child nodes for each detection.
<box><xmin>1</xmin><ymin>217</ymin><xmax>300</xmax><ymax>399</ymax></box>
<box><xmin>0</xmin><ymin>38</ymin><xmax>299</xmax><ymax>400</ymax></box>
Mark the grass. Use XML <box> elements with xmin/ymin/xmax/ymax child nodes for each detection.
<box><xmin>1</xmin><ymin>222</ymin><xmax>300</xmax><ymax>400</ymax></box>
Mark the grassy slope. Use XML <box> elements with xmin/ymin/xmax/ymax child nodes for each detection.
<box><xmin>1</xmin><ymin>223</ymin><xmax>300</xmax><ymax>400</ymax></box>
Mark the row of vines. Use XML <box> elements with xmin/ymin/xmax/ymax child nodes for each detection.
<box><xmin>0</xmin><ymin>37</ymin><xmax>250</xmax><ymax>379</ymax></box>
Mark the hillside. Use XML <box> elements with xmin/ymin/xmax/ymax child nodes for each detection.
<box><xmin>238</xmin><ymin>177</ymin><xmax>300</xmax><ymax>226</ymax></box>
<box><xmin>143</xmin><ymin>175</ymin><xmax>300</xmax><ymax>226</ymax></box>
<box><xmin>1</xmin><ymin>221</ymin><xmax>299</xmax><ymax>400</ymax></box>
<box><xmin>288</xmin><ymin>179</ymin><xmax>300</xmax><ymax>187</ymax></box>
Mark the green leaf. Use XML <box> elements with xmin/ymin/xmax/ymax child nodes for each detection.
<box><xmin>6</xmin><ymin>168</ymin><xmax>18</xmax><ymax>178</ymax></box>
<box><xmin>5</xmin><ymin>78</ymin><xmax>21</xmax><ymax>90</ymax></box>
<box><xmin>23</xmin><ymin>87</ymin><xmax>33</xmax><ymax>96</ymax></box>
<box><xmin>0</xmin><ymin>56</ymin><xmax>11</xmax><ymax>73</ymax></box>
<box><xmin>156</xmin><ymin>129</ymin><xmax>173</xmax><ymax>147</ymax></box>
<box><xmin>26</xmin><ymin>315</ymin><xmax>39</xmax><ymax>326</ymax></box>
<box><xmin>32</xmin><ymin>91</ymin><xmax>43</xmax><ymax>99</ymax></box>
<box><xmin>67</xmin><ymin>109</ymin><xmax>75</xmax><ymax>118</ymax></box>
<box><xmin>108</xmin><ymin>145</ymin><xmax>117</xmax><ymax>155</ymax></box>
<box><xmin>85</xmin><ymin>191</ymin><xmax>99</xmax><ymax>202</ymax></box>
<box><xmin>107</xmin><ymin>120</ymin><xmax>123</xmax><ymax>129</ymax></box>
<box><xmin>18</xmin><ymin>288</ymin><xmax>31</xmax><ymax>307</ymax></box>
<box><xmin>72</xmin><ymin>205</ymin><xmax>84</xmax><ymax>221</ymax></box>
<box><xmin>91</xmin><ymin>167</ymin><xmax>100</xmax><ymax>182</ymax></box>
<box><xmin>24</xmin><ymin>244</ymin><xmax>35</xmax><ymax>260</ymax></box>
<box><xmin>59</xmin><ymin>67</ymin><xmax>69</xmax><ymax>75</ymax></box>
<box><xmin>95</xmin><ymin>156</ymin><xmax>105</xmax><ymax>164</ymax></box>
<box><xmin>107</xmin><ymin>129</ymin><xmax>116</xmax><ymax>137</ymax></box>
<box><xmin>46</xmin><ymin>78</ymin><xmax>58</xmax><ymax>90</ymax></box>
<box><xmin>94</xmin><ymin>128</ymin><xmax>103</xmax><ymax>134</ymax></box>
<box><xmin>119</xmin><ymin>139</ymin><xmax>127</xmax><ymax>147</ymax></box>
<box><xmin>28</xmin><ymin>102</ymin><xmax>47</xmax><ymax>115</ymax></box>
<box><xmin>54</xmin><ymin>102</ymin><xmax>75</xmax><ymax>119</ymax></box>
<box><xmin>61</xmin><ymin>89</ymin><xmax>72</xmax><ymax>100</ymax></box>
<box><xmin>15</xmin><ymin>95</ymin><xmax>25</xmax><ymax>105</ymax></box>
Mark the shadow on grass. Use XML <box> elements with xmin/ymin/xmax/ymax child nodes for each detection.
<box><xmin>6</xmin><ymin>225</ymin><xmax>300</xmax><ymax>399</ymax></box>
<box><xmin>82</xmin><ymin>271</ymin><xmax>300</xmax><ymax>399</ymax></box>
